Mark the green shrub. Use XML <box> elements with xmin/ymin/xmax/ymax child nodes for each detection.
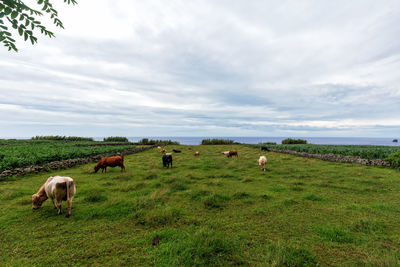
<box><xmin>135</xmin><ymin>138</ymin><xmax>179</xmax><ymax>145</ymax></box>
<box><xmin>282</xmin><ymin>138</ymin><xmax>307</xmax><ymax>144</ymax></box>
<box><xmin>103</xmin><ymin>136</ymin><xmax>129</xmax><ymax>142</ymax></box>
<box><xmin>201</xmin><ymin>139</ymin><xmax>235</xmax><ymax>145</ymax></box>
<box><xmin>385</xmin><ymin>152</ymin><xmax>400</xmax><ymax>167</ymax></box>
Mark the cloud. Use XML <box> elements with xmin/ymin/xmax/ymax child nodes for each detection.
<box><xmin>1</xmin><ymin>0</ymin><xmax>400</xmax><ymax>137</ymax></box>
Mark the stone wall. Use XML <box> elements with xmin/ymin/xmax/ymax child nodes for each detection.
<box><xmin>256</xmin><ymin>147</ymin><xmax>392</xmax><ymax>167</ymax></box>
<box><xmin>0</xmin><ymin>145</ymin><xmax>156</xmax><ymax>179</ymax></box>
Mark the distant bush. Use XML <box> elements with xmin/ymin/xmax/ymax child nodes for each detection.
<box><xmin>103</xmin><ymin>136</ymin><xmax>129</xmax><ymax>142</ymax></box>
<box><xmin>385</xmin><ymin>152</ymin><xmax>400</xmax><ymax>168</ymax></box>
<box><xmin>282</xmin><ymin>138</ymin><xmax>307</xmax><ymax>144</ymax></box>
<box><xmin>31</xmin><ymin>136</ymin><xmax>94</xmax><ymax>141</ymax></box>
<box><xmin>136</xmin><ymin>138</ymin><xmax>180</xmax><ymax>145</ymax></box>
<box><xmin>201</xmin><ymin>139</ymin><xmax>234</xmax><ymax>145</ymax></box>
<box><xmin>261</xmin><ymin>142</ymin><xmax>277</xmax><ymax>145</ymax></box>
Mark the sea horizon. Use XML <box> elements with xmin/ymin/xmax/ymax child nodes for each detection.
<box><xmin>2</xmin><ymin>136</ymin><xmax>399</xmax><ymax>146</ymax></box>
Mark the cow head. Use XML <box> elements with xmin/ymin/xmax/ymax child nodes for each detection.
<box><xmin>32</xmin><ymin>193</ymin><xmax>46</xmax><ymax>209</ymax></box>
<box><xmin>94</xmin><ymin>165</ymin><xmax>100</xmax><ymax>173</ymax></box>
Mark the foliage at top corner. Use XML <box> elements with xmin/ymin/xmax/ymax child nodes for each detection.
<box><xmin>0</xmin><ymin>0</ymin><xmax>77</xmax><ymax>52</ymax></box>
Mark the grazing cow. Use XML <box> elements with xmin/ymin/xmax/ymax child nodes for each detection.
<box><xmin>221</xmin><ymin>151</ymin><xmax>230</xmax><ymax>156</ymax></box>
<box><xmin>162</xmin><ymin>154</ymin><xmax>173</xmax><ymax>168</ymax></box>
<box><xmin>258</xmin><ymin>156</ymin><xmax>267</xmax><ymax>171</ymax></box>
<box><xmin>194</xmin><ymin>152</ymin><xmax>200</xmax><ymax>156</ymax></box>
<box><xmin>173</xmin><ymin>149</ymin><xmax>181</xmax><ymax>153</ymax></box>
<box><xmin>188</xmin><ymin>147</ymin><xmax>192</xmax><ymax>150</ymax></box>
<box><xmin>94</xmin><ymin>155</ymin><xmax>126</xmax><ymax>173</ymax></box>
<box><xmin>261</xmin><ymin>147</ymin><xmax>269</xmax><ymax>151</ymax></box>
<box><xmin>159</xmin><ymin>149</ymin><xmax>166</xmax><ymax>153</ymax></box>
<box><xmin>157</xmin><ymin>146</ymin><xmax>161</xmax><ymax>150</ymax></box>
<box><xmin>32</xmin><ymin>176</ymin><xmax>76</xmax><ymax>217</ymax></box>
<box><xmin>227</xmin><ymin>150</ymin><xmax>238</xmax><ymax>157</ymax></box>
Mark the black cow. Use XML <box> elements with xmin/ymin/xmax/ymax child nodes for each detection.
<box><xmin>173</xmin><ymin>149</ymin><xmax>181</xmax><ymax>153</ymax></box>
<box><xmin>162</xmin><ymin>154</ymin><xmax>173</xmax><ymax>168</ymax></box>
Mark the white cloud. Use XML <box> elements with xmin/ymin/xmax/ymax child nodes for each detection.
<box><xmin>1</xmin><ymin>0</ymin><xmax>400</xmax><ymax>137</ymax></box>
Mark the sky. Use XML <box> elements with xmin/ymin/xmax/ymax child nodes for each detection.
<box><xmin>1</xmin><ymin>0</ymin><xmax>400</xmax><ymax>138</ymax></box>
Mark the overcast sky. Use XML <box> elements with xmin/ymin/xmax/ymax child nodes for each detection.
<box><xmin>1</xmin><ymin>0</ymin><xmax>400</xmax><ymax>138</ymax></box>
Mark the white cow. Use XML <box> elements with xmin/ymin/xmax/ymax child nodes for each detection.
<box><xmin>258</xmin><ymin>156</ymin><xmax>267</xmax><ymax>171</ymax></box>
<box><xmin>32</xmin><ymin>176</ymin><xmax>76</xmax><ymax>218</ymax></box>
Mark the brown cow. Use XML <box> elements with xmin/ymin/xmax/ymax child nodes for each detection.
<box><xmin>32</xmin><ymin>176</ymin><xmax>76</xmax><ymax>218</ymax></box>
<box><xmin>94</xmin><ymin>155</ymin><xmax>126</xmax><ymax>173</ymax></box>
<box><xmin>159</xmin><ymin>149</ymin><xmax>166</xmax><ymax>153</ymax></box>
<box><xmin>227</xmin><ymin>150</ymin><xmax>238</xmax><ymax>157</ymax></box>
<box><xmin>194</xmin><ymin>152</ymin><xmax>200</xmax><ymax>156</ymax></box>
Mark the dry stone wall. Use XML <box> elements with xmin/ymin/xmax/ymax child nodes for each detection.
<box><xmin>259</xmin><ymin>147</ymin><xmax>392</xmax><ymax>167</ymax></box>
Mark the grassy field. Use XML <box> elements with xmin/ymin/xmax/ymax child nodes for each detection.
<box><xmin>0</xmin><ymin>145</ymin><xmax>399</xmax><ymax>266</ymax></box>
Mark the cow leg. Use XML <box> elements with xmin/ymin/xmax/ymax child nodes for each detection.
<box><xmin>66</xmin><ymin>199</ymin><xmax>72</xmax><ymax>218</ymax></box>
<box><xmin>121</xmin><ymin>164</ymin><xmax>126</xmax><ymax>172</ymax></box>
<box><xmin>51</xmin><ymin>198</ymin><xmax>57</xmax><ymax>209</ymax></box>
<box><xmin>57</xmin><ymin>202</ymin><xmax>62</xmax><ymax>215</ymax></box>
<box><xmin>104</xmin><ymin>167</ymin><xmax>107</xmax><ymax>173</ymax></box>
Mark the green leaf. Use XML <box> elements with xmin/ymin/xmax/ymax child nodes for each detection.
<box><xmin>18</xmin><ymin>26</ymin><xmax>23</xmax><ymax>36</ymax></box>
<box><xmin>24</xmin><ymin>32</ymin><xmax>28</xmax><ymax>41</ymax></box>
<box><xmin>11</xmin><ymin>11</ymin><xmax>18</xmax><ymax>19</ymax></box>
<box><xmin>4</xmin><ymin>7</ymin><xmax>12</xmax><ymax>15</ymax></box>
<box><xmin>38</xmin><ymin>0</ymin><xmax>44</xmax><ymax>4</ymax></box>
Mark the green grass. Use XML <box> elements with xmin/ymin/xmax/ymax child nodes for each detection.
<box><xmin>0</xmin><ymin>145</ymin><xmax>400</xmax><ymax>266</ymax></box>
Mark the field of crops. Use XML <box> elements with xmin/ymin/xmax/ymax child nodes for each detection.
<box><xmin>0</xmin><ymin>140</ymin><xmax>136</xmax><ymax>172</ymax></box>
<box><xmin>257</xmin><ymin>144</ymin><xmax>400</xmax><ymax>160</ymax></box>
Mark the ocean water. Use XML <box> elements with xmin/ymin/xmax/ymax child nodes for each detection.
<box><xmin>113</xmin><ymin>137</ymin><xmax>400</xmax><ymax>146</ymax></box>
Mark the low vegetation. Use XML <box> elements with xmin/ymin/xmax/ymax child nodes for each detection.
<box><xmin>0</xmin><ymin>145</ymin><xmax>399</xmax><ymax>265</ymax></box>
<box><xmin>257</xmin><ymin>143</ymin><xmax>400</xmax><ymax>160</ymax></box>
<box><xmin>135</xmin><ymin>138</ymin><xmax>180</xmax><ymax>145</ymax></box>
<box><xmin>281</xmin><ymin>138</ymin><xmax>308</xmax><ymax>144</ymax></box>
<box><xmin>201</xmin><ymin>138</ymin><xmax>234</xmax><ymax>145</ymax></box>
<box><xmin>0</xmin><ymin>140</ymin><xmax>136</xmax><ymax>172</ymax></box>
<box><xmin>385</xmin><ymin>152</ymin><xmax>400</xmax><ymax>168</ymax></box>
<box><xmin>103</xmin><ymin>136</ymin><xmax>129</xmax><ymax>142</ymax></box>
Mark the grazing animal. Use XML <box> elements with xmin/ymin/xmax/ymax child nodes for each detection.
<box><xmin>227</xmin><ymin>150</ymin><xmax>238</xmax><ymax>157</ymax></box>
<box><xmin>221</xmin><ymin>151</ymin><xmax>230</xmax><ymax>156</ymax></box>
<box><xmin>32</xmin><ymin>176</ymin><xmax>76</xmax><ymax>217</ymax></box>
<box><xmin>188</xmin><ymin>147</ymin><xmax>192</xmax><ymax>150</ymax></box>
<box><xmin>162</xmin><ymin>154</ymin><xmax>173</xmax><ymax>168</ymax></box>
<box><xmin>173</xmin><ymin>149</ymin><xmax>181</xmax><ymax>153</ymax></box>
<box><xmin>261</xmin><ymin>147</ymin><xmax>269</xmax><ymax>151</ymax></box>
<box><xmin>258</xmin><ymin>156</ymin><xmax>267</xmax><ymax>171</ymax></box>
<box><xmin>94</xmin><ymin>155</ymin><xmax>126</xmax><ymax>173</ymax></box>
<box><xmin>157</xmin><ymin>146</ymin><xmax>161</xmax><ymax>150</ymax></box>
<box><xmin>194</xmin><ymin>152</ymin><xmax>200</xmax><ymax>157</ymax></box>
<box><xmin>159</xmin><ymin>149</ymin><xmax>166</xmax><ymax>153</ymax></box>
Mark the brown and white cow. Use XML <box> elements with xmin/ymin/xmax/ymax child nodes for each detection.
<box><xmin>94</xmin><ymin>155</ymin><xmax>126</xmax><ymax>173</ymax></box>
<box><xmin>32</xmin><ymin>176</ymin><xmax>76</xmax><ymax>217</ymax></box>
<box><xmin>227</xmin><ymin>150</ymin><xmax>238</xmax><ymax>157</ymax></box>
<box><xmin>194</xmin><ymin>152</ymin><xmax>200</xmax><ymax>157</ymax></box>
<box><xmin>258</xmin><ymin>156</ymin><xmax>267</xmax><ymax>171</ymax></box>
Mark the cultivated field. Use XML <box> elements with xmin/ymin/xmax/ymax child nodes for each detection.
<box><xmin>257</xmin><ymin>143</ymin><xmax>400</xmax><ymax>160</ymax></box>
<box><xmin>0</xmin><ymin>140</ymin><xmax>137</xmax><ymax>172</ymax></box>
<box><xmin>0</xmin><ymin>145</ymin><xmax>399</xmax><ymax>266</ymax></box>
